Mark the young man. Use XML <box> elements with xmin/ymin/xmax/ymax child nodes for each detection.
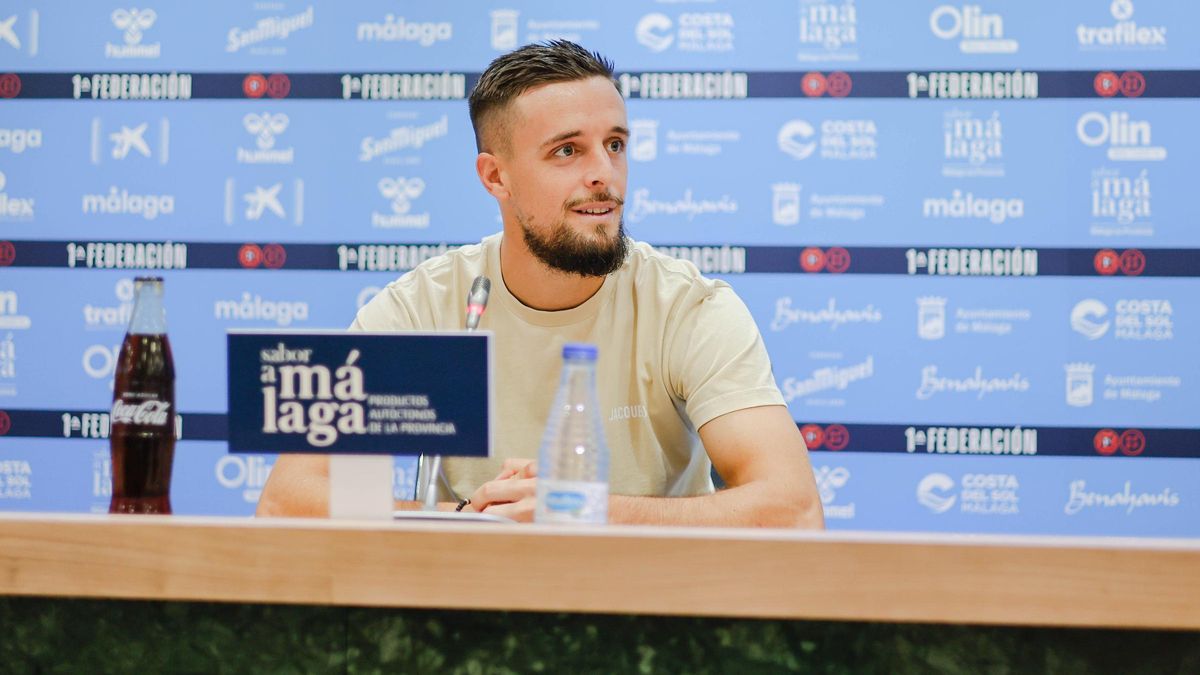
<box><xmin>257</xmin><ymin>41</ymin><xmax>823</xmax><ymax>528</ymax></box>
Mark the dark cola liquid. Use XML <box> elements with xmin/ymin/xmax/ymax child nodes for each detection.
<box><xmin>110</xmin><ymin>333</ymin><xmax>176</xmax><ymax>514</ymax></box>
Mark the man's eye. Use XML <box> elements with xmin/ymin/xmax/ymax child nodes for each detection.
<box><xmin>608</xmin><ymin>139</ymin><xmax>625</xmax><ymax>152</ymax></box>
<box><xmin>553</xmin><ymin>145</ymin><xmax>575</xmax><ymax>157</ymax></box>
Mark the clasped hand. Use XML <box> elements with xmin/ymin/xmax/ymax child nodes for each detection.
<box><xmin>466</xmin><ymin>458</ymin><xmax>538</xmax><ymax>522</ymax></box>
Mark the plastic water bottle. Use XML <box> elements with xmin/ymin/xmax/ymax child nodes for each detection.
<box><xmin>535</xmin><ymin>343</ymin><xmax>609</xmax><ymax>524</ymax></box>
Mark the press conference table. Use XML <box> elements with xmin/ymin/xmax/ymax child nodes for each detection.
<box><xmin>1</xmin><ymin>512</ymin><xmax>1197</xmax><ymax>629</ymax></box>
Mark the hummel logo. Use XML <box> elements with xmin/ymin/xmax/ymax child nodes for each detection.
<box><xmin>243</xmin><ymin>112</ymin><xmax>289</xmax><ymax>150</ymax></box>
<box><xmin>111</xmin><ymin>8</ymin><xmax>156</xmax><ymax>45</ymax></box>
<box><xmin>378</xmin><ymin>177</ymin><xmax>425</xmax><ymax>213</ymax></box>
<box><xmin>110</xmin><ymin>123</ymin><xmax>150</xmax><ymax>159</ymax></box>
<box><xmin>244</xmin><ymin>183</ymin><xmax>285</xmax><ymax>220</ymax></box>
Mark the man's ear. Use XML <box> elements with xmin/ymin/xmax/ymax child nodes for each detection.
<box><xmin>476</xmin><ymin>152</ymin><xmax>509</xmax><ymax>200</ymax></box>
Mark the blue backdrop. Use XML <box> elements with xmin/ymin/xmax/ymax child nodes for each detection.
<box><xmin>1</xmin><ymin>0</ymin><xmax>1197</xmax><ymax>535</ymax></box>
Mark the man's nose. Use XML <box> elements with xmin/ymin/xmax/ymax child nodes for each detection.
<box><xmin>583</xmin><ymin>145</ymin><xmax>615</xmax><ymax>188</ymax></box>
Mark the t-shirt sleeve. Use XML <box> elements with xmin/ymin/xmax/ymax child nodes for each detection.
<box><xmin>669</xmin><ymin>285</ymin><xmax>786</xmax><ymax>429</ymax></box>
<box><xmin>349</xmin><ymin>282</ymin><xmax>419</xmax><ymax>332</ymax></box>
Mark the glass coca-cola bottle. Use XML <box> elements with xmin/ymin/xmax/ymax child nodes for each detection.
<box><xmin>109</xmin><ymin>277</ymin><xmax>176</xmax><ymax>514</ymax></box>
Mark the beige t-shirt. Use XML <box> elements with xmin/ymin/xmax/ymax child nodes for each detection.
<box><xmin>351</xmin><ymin>233</ymin><xmax>784</xmax><ymax>500</ymax></box>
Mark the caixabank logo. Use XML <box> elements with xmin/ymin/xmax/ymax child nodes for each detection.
<box><xmin>1093</xmin><ymin>248</ymin><xmax>1145</xmax><ymax>276</ymax></box>
<box><xmin>1093</xmin><ymin>428</ymin><xmax>1146</xmax><ymax>457</ymax></box>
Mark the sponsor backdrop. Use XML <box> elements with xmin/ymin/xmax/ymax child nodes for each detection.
<box><xmin>1</xmin><ymin>1</ymin><xmax>1197</xmax><ymax>535</ymax></box>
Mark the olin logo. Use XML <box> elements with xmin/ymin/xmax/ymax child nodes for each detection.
<box><xmin>930</xmin><ymin>4</ymin><xmax>1018</xmax><ymax>53</ymax></box>
<box><xmin>1076</xmin><ymin>112</ymin><xmax>1165</xmax><ymax>161</ymax></box>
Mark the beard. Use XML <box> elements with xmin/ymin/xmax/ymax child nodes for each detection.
<box><xmin>520</xmin><ymin>196</ymin><xmax>629</xmax><ymax>277</ymax></box>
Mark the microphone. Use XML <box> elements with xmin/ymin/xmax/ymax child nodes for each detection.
<box><xmin>464</xmin><ymin>276</ymin><xmax>491</xmax><ymax>331</ymax></box>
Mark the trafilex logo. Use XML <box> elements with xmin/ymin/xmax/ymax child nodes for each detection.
<box><xmin>1076</xmin><ymin>112</ymin><xmax>1166</xmax><ymax>161</ymax></box>
<box><xmin>1077</xmin><ymin>0</ymin><xmax>1166</xmax><ymax>50</ymax></box>
<box><xmin>0</xmin><ymin>171</ymin><xmax>35</xmax><ymax>221</ymax></box>
<box><xmin>83</xmin><ymin>278</ymin><xmax>134</xmax><ymax>330</ymax></box>
<box><xmin>106</xmin><ymin>8</ymin><xmax>161</xmax><ymax>59</ymax></box>
<box><xmin>929</xmin><ymin>4</ymin><xmax>1018</xmax><ymax>53</ymax></box>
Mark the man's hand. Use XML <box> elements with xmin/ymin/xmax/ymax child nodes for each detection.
<box><xmin>468</xmin><ymin>459</ymin><xmax>538</xmax><ymax>521</ymax></box>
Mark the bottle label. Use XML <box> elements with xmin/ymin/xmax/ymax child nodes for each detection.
<box><xmin>536</xmin><ymin>479</ymin><xmax>608</xmax><ymax>524</ymax></box>
<box><xmin>111</xmin><ymin>398</ymin><xmax>171</xmax><ymax>426</ymax></box>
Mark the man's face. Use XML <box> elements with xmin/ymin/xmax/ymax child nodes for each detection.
<box><xmin>498</xmin><ymin>76</ymin><xmax>630</xmax><ymax>276</ymax></box>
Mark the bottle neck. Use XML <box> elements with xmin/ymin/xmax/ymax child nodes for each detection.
<box><xmin>128</xmin><ymin>280</ymin><xmax>167</xmax><ymax>335</ymax></box>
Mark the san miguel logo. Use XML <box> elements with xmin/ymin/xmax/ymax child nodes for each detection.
<box><xmin>799</xmin><ymin>423</ymin><xmax>850</xmax><ymax>451</ymax></box>
<box><xmin>799</xmin><ymin>246</ymin><xmax>851</xmax><ymax>273</ymax></box>
<box><xmin>1093</xmin><ymin>70</ymin><xmax>1146</xmax><ymax>98</ymax></box>
<box><xmin>1093</xmin><ymin>428</ymin><xmax>1146</xmax><ymax>456</ymax></box>
<box><xmin>1093</xmin><ymin>248</ymin><xmax>1145</xmax><ymax>276</ymax></box>
<box><xmin>801</xmin><ymin>71</ymin><xmax>852</xmax><ymax>98</ymax></box>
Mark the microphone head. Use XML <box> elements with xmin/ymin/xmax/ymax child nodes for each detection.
<box><xmin>470</xmin><ymin>275</ymin><xmax>491</xmax><ymax>298</ymax></box>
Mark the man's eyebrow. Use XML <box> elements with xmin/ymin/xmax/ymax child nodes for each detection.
<box><xmin>540</xmin><ymin>130</ymin><xmax>581</xmax><ymax>150</ymax></box>
<box><xmin>539</xmin><ymin>126</ymin><xmax>630</xmax><ymax>150</ymax></box>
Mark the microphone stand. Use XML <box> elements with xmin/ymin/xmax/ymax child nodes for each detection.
<box><xmin>416</xmin><ymin>276</ymin><xmax>490</xmax><ymax>511</ymax></box>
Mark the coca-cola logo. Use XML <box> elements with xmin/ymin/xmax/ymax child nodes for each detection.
<box><xmin>111</xmin><ymin>398</ymin><xmax>171</xmax><ymax>426</ymax></box>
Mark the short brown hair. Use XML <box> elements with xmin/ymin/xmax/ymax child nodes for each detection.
<box><xmin>468</xmin><ymin>40</ymin><xmax>618</xmax><ymax>153</ymax></box>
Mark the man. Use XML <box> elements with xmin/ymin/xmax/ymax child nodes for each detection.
<box><xmin>258</xmin><ymin>41</ymin><xmax>823</xmax><ymax>528</ymax></box>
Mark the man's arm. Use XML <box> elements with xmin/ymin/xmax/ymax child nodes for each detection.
<box><xmin>255</xmin><ymin>455</ymin><xmax>457</xmax><ymax>516</ymax></box>
<box><xmin>471</xmin><ymin>405</ymin><xmax>824</xmax><ymax>528</ymax></box>
<box><xmin>611</xmin><ymin>405</ymin><xmax>823</xmax><ymax>528</ymax></box>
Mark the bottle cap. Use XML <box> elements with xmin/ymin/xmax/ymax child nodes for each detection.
<box><xmin>562</xmin><ymin>343</ymin><xmax>598</xmax><ymax>361</ymax></box>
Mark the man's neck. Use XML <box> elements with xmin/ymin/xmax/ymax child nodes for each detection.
<box><xmin>498</xmin><ymin>233</ymin><xmax>605</xmax><ymax>311</ymax></box>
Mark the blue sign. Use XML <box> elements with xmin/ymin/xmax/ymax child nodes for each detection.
<box><xmin>226</xmin><ymin>331</ymin><xmax>492</xmax><ymax>456</ymax></box>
